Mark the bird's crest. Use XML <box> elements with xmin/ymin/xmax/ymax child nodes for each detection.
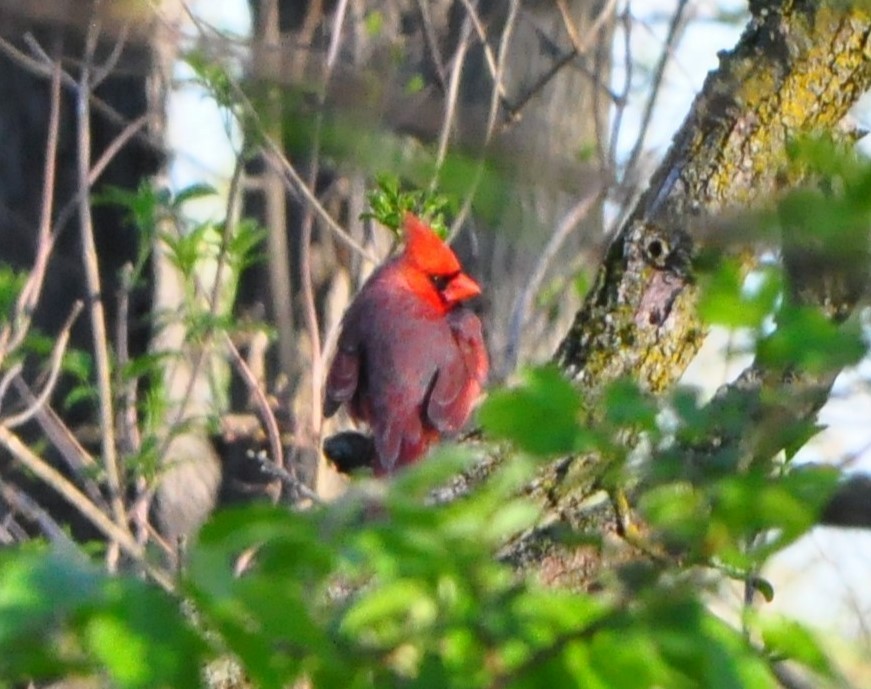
<box><xmin>403</xmin><ymin>213</ymin><xmax>461</xmax><ymax>276</ymax></box>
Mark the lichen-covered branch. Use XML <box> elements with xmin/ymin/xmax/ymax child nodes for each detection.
<box><xmin>500</xmin><ymin>1</ymin><xmax>871</xmax><ymax>580</ymax></box>
<box><xmin>556</xmin><ymin>2</ymin><xmax>871</xmax><ymax>392</ymax></box>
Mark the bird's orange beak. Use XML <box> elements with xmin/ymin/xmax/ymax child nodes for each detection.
<box><xmin>443</xmin><ymin>272</ymin><xmax>481</xmax><ymax>304</ymax></box>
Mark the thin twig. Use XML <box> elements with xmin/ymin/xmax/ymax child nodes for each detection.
<box><xmin>300</xmin><ymin>0</ymin><xmax>352</xmax><ymax>446</ymax></box>
<box><xmin>504</xmin><ymin>184</ymin><xmax>605</xmax><ymax>373</ymax></box>
<box><xmin>450</xmin><ymin>0</ymin><xmax>520</xmax><ymax>238</ymax></box>
<box><xmin>414</xmin><ymin>0</ymin><xmax>447</xmax><ymax>90</ymax></box>
<box><xmin>252</xmin><ymin>449</ymin><xmax>322</xmax><ymax>504</ymax></box>
<box><xmin>457</xmin><ymin>0</ymin><xmax>508</xmax><ymax>103</ymax></box>
<box><xmin>0</xmin><ymin>35</ymin><xmax>164</xmax><ymax>155</ymax></box>
<box><xmin>11</xmin><ymin>377</ymin><xmax>107</xmax><ymax>510</ymax></box>
<box><xmin>623</xmin><ymin>0</ymin><xmax>690</xmax><ymax>185</ymax></box>
<box><xmin>224</xmin><ymin>67</ymin><xmax>377</xmax><ymax>262</ymax></box>
<box><xmin>4</xmin><ymin>301</ymin><xmax>84</xmax><ymax>429</ymax></box>
<box><xmin>558</xmin><ymin>0</ymin><xmax>619</xmax><ymax>54</ymax></box>
<box><xmin>222</xmin><ymin>332</ymin><xmax>292</xmax><ymax>493</ymax></box>
<box><xmin>115</xmin><ymin>264</ymin><xmax>141</xmax><ymax>456</ymax></box>
<box><xmin>325</xmin><ymin>0</ymin><xmax>350</xmax><ymax>70</ymax></box>
<box><xmin>0</xmin><ymin>425</ymin><xmax>174</xmax><ymax>591</ymax></box>
<box><xmin>89</xmin><ymin>114</ymin><xmax>151</xmax><ymax>185</ymax></box>
<box><xmin>432</xmin><ymin>18</ymin><xmax>471</xmax><ymax>189</ymax></box>
<box><xmin>0</xmin><ymin>363</ymin><xmax>22</xmax><ymax>415</ymax></box>
<box><xmin>76</xmin><ymin>13</ymin><xmax>127</xmax><ymax>533</ymax></box>
<box><xmin>0</xmin><ymin>57</ymin><xmax>63</xmax><ymax>364</ymax></box>
<box><xmin>608</xmin><ymin>7</ymin><xmax>634</xmax><ymax>177</ymax></box>
<box><xmin>91</xmin><ymin>22</ymin><xmax>131</xmax><ymax>88</ymax></box>
<box><xmin>503</xmin><ymin>0</ymin><xmax>620</xmax><ymax>133</ymax></box>
<box><xmin>0</xmin><ymin>477</ymin><xmax>81</xmax><ymax>549</ymax></box>
<box><xmin>262</xmin><ymin>137</ymin><xmax>379</xmax><ymax>264</ymax></box>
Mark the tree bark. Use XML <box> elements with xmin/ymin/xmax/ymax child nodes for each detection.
<box><xmin>505</xmin><ymin>1</ymin><xmax>871</xmax><ymax>582</ymax></box>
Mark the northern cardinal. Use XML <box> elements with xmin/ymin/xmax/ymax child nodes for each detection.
<box><xmin>324</xmin><ymin>213</ymin><xmax>488</xmax><ymax>474</ymax></box>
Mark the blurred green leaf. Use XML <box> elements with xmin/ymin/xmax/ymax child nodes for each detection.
<box><xmin>0</xmin><ymin>548</ymin><xmax>204</xmax><ymax>689</ymax></box>
<box><xmin>171</xmin><ymin>182</ymin><xmax>217</xmax><ymax>209</ymax></box>
<box><xmin>603</xmin><ymin>378</ymin><xmax>658</xmax><ymax>430</ymax></box>
<box><xmin>479</xmin><ymin>365</ymin><xmax>585</xmax><ymax>456</ymax></box>
<box><xmin>757</xmin><ymin>307</ymin><xmax>865</xmax><ymax>373</ymax></box>
<box><xmin>759</xmin><ymin>615</ymin><xmax>832</xmax><ymax>677</ymax></box>
<box><xmin>0</xmin><ymin>267</ymin><xmax>25</xmax><ymax>322</ymax></box>
<box><xmin>698</xmin><ymin>261</ymin><xmax>781</xmax><ymax>330</ymax></box>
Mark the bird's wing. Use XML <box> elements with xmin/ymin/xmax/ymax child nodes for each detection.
<box><xmin>324</xmin><ymin>345</ymin><xmax>359</xmax><ymax>418</ymax></box>
<box><xmin>448</xmin><ymin>309</ymin><xmax>488</xmax><ymax>384</ymax></box>
<box><xmin>371</xmin><ymin>405</ymin><xmax>424</xmax><ymax>473</ymax></box>
<box><xmin>426</xmin><ymin>309</ymin><xmax>487</xmax><ymax>433</ymax></box>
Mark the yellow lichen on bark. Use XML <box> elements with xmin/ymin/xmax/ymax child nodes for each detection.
<box><xmin>556</xmin><ymin>2</ymin><xmax>871</xmax><ymax>394</ymax></box>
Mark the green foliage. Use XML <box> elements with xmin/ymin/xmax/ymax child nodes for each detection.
<box><xmin>479</xmin><ymin>365</ymin><xmax>586</xmax><ymax>456</ymax></box>
<box><xmin>0</xmin><ymin>547</ymin><xmax>205</xmax><ymax>689</ymax></box>
<box><xmin>0</xmin><ymin>266</ymin><xmax>26</xmax><ymax>323</ymax></box>
<box><xmin>698</xmin><ymin>261</ymin><xmax>782</xmax><ymax>330</ymax></box>
<box><xmin>178</xmin><ymin>455</ymin><xmax>791</xmax><ymax>689</ymax></box>
<box><xmin>362</xmin><ymin>174</ymin><xmax>455</xmax><ymax>238</ymax></box>
<box><xmin>184</xmin><ymin>51</ymin><xmax>235</xmax><ymax>112</ymax></box>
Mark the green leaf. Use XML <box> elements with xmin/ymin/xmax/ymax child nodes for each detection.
<box><xmin>0</xmin><ymin>267</ymin><xmax>26</xmax><ymax>321</ymax></box>
<box><xmin>759</xmin><ymin>616</ymin><xmax>832</xmax><ymax>677</ymax></box>
<box><xmin>172</xmin><ymin>182</ymin><xmax>217</xmax><ymax>209</ymax></box>
<box><xmin>340</xmin><ymin>579</ymin><xmax>437</xmax><ymax>641</ymax></box>
<box><xmin>479</xmin><ymin>365</ymin><xmax>584</xmax><ymax>456</ymax></box>
<box><xmin>698</xmin><ymin>261</ymin><xmax>781</xmax><ymax>330</ymax></box>
<box><xmin>0</xmin><ymin>548</ymin><xmax>205</xmax><ymax>689</ymax></box>
<box><xmin>603</xmin><ymin>378</ymin><xmax>658</xmax><ymax>430</ymax></box>
<box><xmin>757</xmin><ymin>307</ymin><xmax>866</xmax><ymax>373</ymax></box>
<box><xmin>84</xmin><ymin>580</ymin><xmax>205</xmax><ymax>689</ymax></box>
<box><xmin>406</xmin><ymin>74</ymin><xmax>425</xmax><ymax>94</ymax></box>
<box><xmin>749</xmin><ymin>577</ymin><xmax>775</xmax><ymax>603</ymax></box>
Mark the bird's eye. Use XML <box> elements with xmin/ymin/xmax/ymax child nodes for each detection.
<box><xmin>429</xmin><ymin>274</ymin><xmax>453</xmax><ymax>291</ymax></box>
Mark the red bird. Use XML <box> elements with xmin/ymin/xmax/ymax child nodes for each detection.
<box><xmin>324</xmin><ymin>213</ymin><xmax>488</xmax><ymax>474</ymax></box>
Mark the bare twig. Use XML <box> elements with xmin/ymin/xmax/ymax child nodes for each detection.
<box><xmin>262</xmin><ymin>137</ymin><xmax>378</xmax><ymax>264</ymax></box>
<box><xmin>91</xmin><ymin>22</ymin><xmax>131</xmax><ymax>88</ymax></box>
<box><xmin>450</xmin><ymin>0</ymin><xmax>520</xmax><ymax>238</ymax></box>
<box><xmin>250</xmin><ymin>448</ymin><xmax>322</xmax><ymax>504</ymax></box>
<box><xmin>414</xmin><ymin>0</ymin><xmax>447</xmax><ymax>90</ymax></box>
<box><xmin>0</xmin><ymin>363</ymin><xmax>23</xmax><ymax>415</ymax></box>
<box><xmin>3</xmin><ymin>301</ymin><xmax>84</xmax><ymax>429</ymax></box>
<box><xmin>558</xmin><ymin>0</ymin><xmax>618</xmax><ymax>54</ymax></box>
<box><xmin>504</xmin><ymin>184</ymin><xmax>605</xmax><ymax>373</ymax></box>
<box><xmin>623</xmin><ymin>0</ymin><xmax>690</xmax><ymax>185</ymax></box>
<box><xmin>325</xmin><ymin>0</ymin><xmax>350</xmax><ymax>70</ymax></box>
<box><xmin>432</xmin><ymin>18</ymin><xmax>472</xmax><ymax>189</ymax></box>
<box><xmin>457</xmin><ymin>0</ymin><xmax>508</xmax><ymax>104</ymax></box>
<box><xmin>0</xmin><ymin>425</ymin><xmax>173</xmax><ymax>591</ymax></box>
<box><xmin>607</xmin><ymin>8</ymin><xmax>634</xmax><ymax>178</ymax></box>
<box><xmin>0</xmin><ymin>56</ymin><xmax>62</xmax><ymax>364</ymax></box>
<box><xmin>115</xmin><ymin>264</ymin><xmax>141</xmax><ymax>456</ymax></box>
<box><xmin>0</xmin><ymin>35</ymin><xmax>163</xmax><ymax>155</ymax></box>
<box><xmin>222</xmin><ymin>332</ymin><xmax>293</xmax><ymax>495</ymax></box>
<box><xmin>299</xmin><ymin>0</ymin><xmax>352</xmax><ymax>447</ymax></box>
<box><xmin>0</xmin><ymin>477</ymin><xmax>81</xmax><ymax>549</ymax></box>
<box><xmin>89</xmin><ymin>114</ymin><xmax>150</xmax><ymax>185</ymax></box>
<box><xmin>219</xmin><ymin>53</ymin><xmax>379</xmax><ymax>263</ymax></box>
<box><xmin>11</xmin><ymin>377</ymin><xmax>107</xmax><ymax>510</ymax></box>
<box><xmin>503</xmin><ymin>0</ymin><xmax>620</xmax><ymax>132</ymax></box>
<box><xmin>75</xmin><ymin>14</ymin><xmax>127</xmax><ymax>532</ymax></box>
